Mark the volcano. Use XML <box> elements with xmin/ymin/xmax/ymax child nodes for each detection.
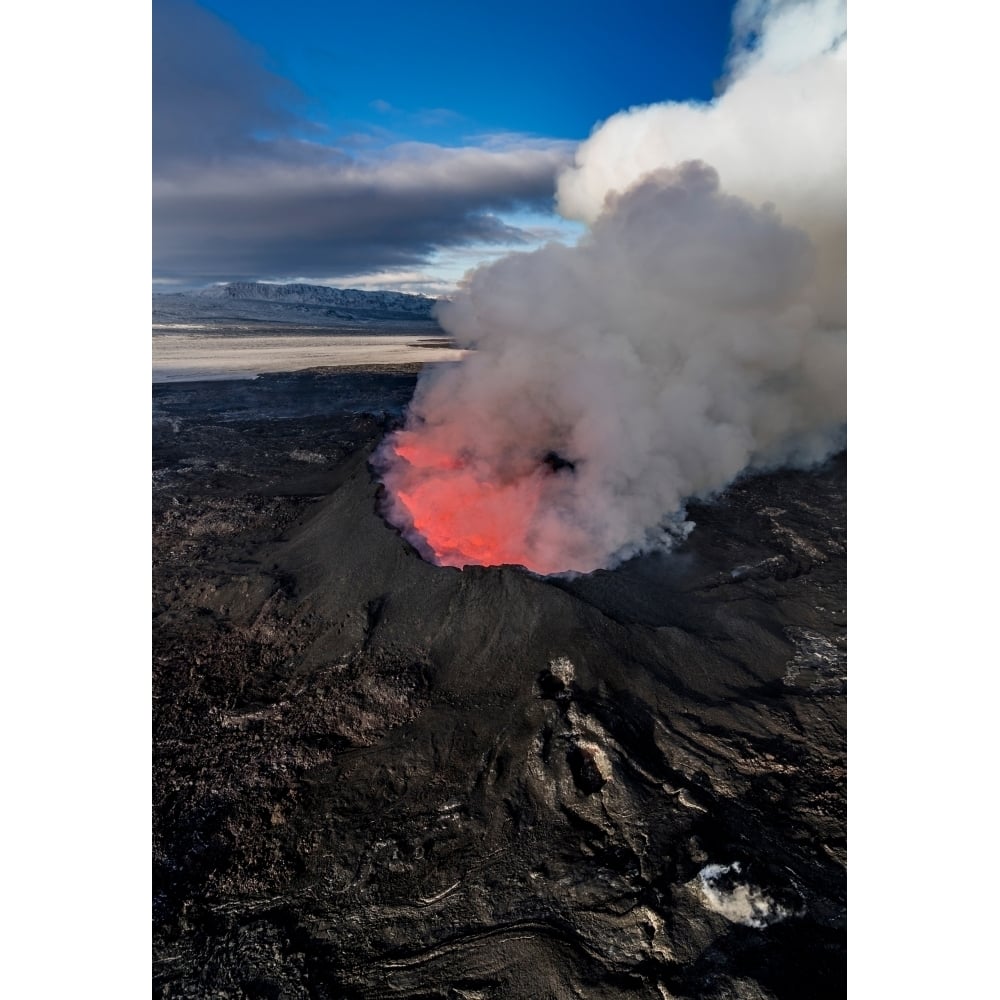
<box><xmin>153</xmin><ymin>367</ymin><xmax>845</xmax><ymax>999</ymax></box>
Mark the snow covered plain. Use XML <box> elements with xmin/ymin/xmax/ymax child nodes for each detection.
<box><xmin>152</xmin><ymin>283</ymin><xmax>464</xmax><ymax>381</ymax></box>
<box><xmin>152</xmin><ymin>329</ymin><xmax>464</xmax><ymax>382</ymax></box>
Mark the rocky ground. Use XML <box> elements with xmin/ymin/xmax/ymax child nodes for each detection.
<box><xmin>153</xmin><ymin>365</ymin><xmax>846</xmax><ymax>999</ymax></box>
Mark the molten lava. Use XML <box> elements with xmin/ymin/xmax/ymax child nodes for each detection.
<box><xmin>386</xmin><ymin>433</ymin><xmax>570</xmax><ymax>575</ymax></box>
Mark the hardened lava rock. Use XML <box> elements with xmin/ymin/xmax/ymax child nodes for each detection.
<box><xmin>153</xmin><ymin>368</ymin><xmax>845</xmax><ymax>999</ymax></box>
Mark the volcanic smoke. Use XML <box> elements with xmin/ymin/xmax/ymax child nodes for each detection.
<box><xmin>376</xmin><ymin>0</ymin><xmax>846</xmax><ymax>576</ymax></box>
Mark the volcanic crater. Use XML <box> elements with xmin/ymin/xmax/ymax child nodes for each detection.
<box><xmin>153</xmin><ymin>365</ymin><xmax>845</xmax><ymax>999</ymax></box>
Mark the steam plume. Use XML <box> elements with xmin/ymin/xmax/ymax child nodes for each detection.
<box><xmin>376</xmin><ymin>0</ymin><xmax>846</xmax><ymax>575</ymax></box>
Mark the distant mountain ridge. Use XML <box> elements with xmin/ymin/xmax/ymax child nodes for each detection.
<box><xmin>154</xmin><ymin>281</ymin><xmax>440</xmax><ymax>327</ymax></box>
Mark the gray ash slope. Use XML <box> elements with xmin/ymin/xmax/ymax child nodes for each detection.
<box><xmin>153</xmin><ymin>368</ymin><xmax>845</xmax><ymax>999</ymax></box>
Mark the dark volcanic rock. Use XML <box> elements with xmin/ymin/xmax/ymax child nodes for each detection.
<box><xmin>153</xmin><ymin>367</ymin><xmax>846</xmax><ymax>999</ymax></box>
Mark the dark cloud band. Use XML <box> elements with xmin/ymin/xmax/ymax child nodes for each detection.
<box><xmin>153</xmin><ymin>0</ymin><xmax>571</xmax><ymax>283</ymax></box>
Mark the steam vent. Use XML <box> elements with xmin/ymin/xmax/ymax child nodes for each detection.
<box><xmin>154</xmin><ymin>369</ymin><xmax>846</xmax><ymax>998</ymax></box>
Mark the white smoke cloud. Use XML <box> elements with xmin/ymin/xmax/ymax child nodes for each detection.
<box><xmin>557</xmin><ymin>0</ymin><xmax>845</xmax><ymax>326</ymax></box>
<box><xmin>377</xmin><ymin>0</ymin><xmax>846</xmax><ymax>575</ymax></box>
<box><xmin>729</xmin><ymin>0</ymin><xmax>846</xmax><ymax>74</ymax></box>
<box><xmin>695</xmin><ymin>862</ymin><xmax>795</xmax><ymax>928</ymax></box>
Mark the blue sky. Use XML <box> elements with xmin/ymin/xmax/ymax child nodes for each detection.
<box><xmin>196</xmin><ymin>0</ymin><xmax>735</xmax><ymax>144</ymax></box>
<box><xmin>153</xmin><ymin>0</ymin><xmax>739</xmax><ymax>293</ymax></box>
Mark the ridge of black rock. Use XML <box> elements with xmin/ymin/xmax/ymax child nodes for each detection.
<box><xmin>153</xmin><ymin>281</ymin><xmax>440</xmax><ymax>326</ymax></box>
<box><xmin>209</xmin><ymin>281</ymin><xmax>436</xmax><ymax>315</ymax></box>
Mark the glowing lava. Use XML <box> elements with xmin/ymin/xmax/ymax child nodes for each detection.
<box><xmin>385</xmin><ymin>433</ymin><xmax>571</xmax><ymax>575</ymax></box>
